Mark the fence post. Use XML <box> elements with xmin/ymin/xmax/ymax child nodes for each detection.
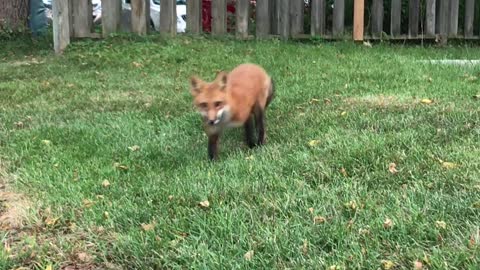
<box><xmin>311</xmin><ymin>0</ymin><xmax>326</xmax><ymax>37</ymax></box>
<box><xmin>102</xmin><ymin>0</ymin><xmax>121</xmax><ymax>36</ymax></box>
<box><xmin>425</xmin><ymin>0</ymin><xmax>436</xmax><ymax>37</ymax></box>
<box><xmin>256</xmin><ymin>0</ymin><xmax>270</xmax><ymax>38</ymax></box>
<box><xmin>332</xmin><ymin>0</ymin><xmax>345</xmax><ymax>37</ymax></box>
<box><xmin>131</xmin><ymin>0</ymin><xmax>149</xmax><ymax>35</ymax></box>
<box><xmin>438</xmin><ymin>0</ymin><xmax>448</xmax><ymax>38</ymax></box>
<box><xmin>371</xmin><ymin>0</ymin><xmax>383</xmax><ymax>38</ymax></box>
<box><xmin>390</xmin><ymin>0</ymin><xmax>401</xmax><ymax>37</ymax></box>
<box><xmin>212</xmin><ymin>0</ymin><xmax>227</xmax><ymax>35</ymax></box>
<box><xmin>270</xmin><ymin>0</ymin><xmax>279</xmax><ymax>35</ymax></box>
<box><xmin>187</xmin><ymin>0</ymin><xmax>202</xmax><ymax>34</ymax></box>
<box><xmin>290</xmin><ymin>0</ymin><xmax>304</xmax><ymax>36</ymax></box>
<box><xmin>408</xmin><ymin>0</ymin><xmax>419</xmax><ymax>38</ymax></box>
<box><xmin>353</xmin><ymin>0</ymin><xmax>364</xmax><ymax>41</ymax></box>
<box><xmin>160</xmin><ymin>0</ymin><xmax>176</xmax><ymax>35</ymax></box>
<box><xmin>53</xmin><ymin>0</ymin><xmax>70</xmax><ymax>54</ymax></box>
<box><xmin>448</xmin><ymin>0</ymin><xmax>459</xmax><ymax>36</ymax></box>
<box><xmin>236</xmin><ymin>0</ymin><xmax>249</xmax><ymax>38</ymax></box>
<box><xmin>464</xmin><ymin>0</ymin><xmax>474</xmax><ymax>38</ymax></box>
<box><xmin>72</xmin><ymin>0</ymin><xmax>92</xmax><ymax>37</ymax></box>
<box><xmin>279</xmin><ymin>0</ymin><xmax>289</xmax><ymax>40</ymax></box>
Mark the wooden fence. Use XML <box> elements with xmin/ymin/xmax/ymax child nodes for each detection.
<box><xmin>53</xmin><ymin>0</ymin><xmax>480</xmax><ymax>54</ymax></box>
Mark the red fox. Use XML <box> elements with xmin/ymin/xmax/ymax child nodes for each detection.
<box><xmin>189</xmin><ymin>63</ymin><xmax>275</xmax><ymax>160</ymax></box>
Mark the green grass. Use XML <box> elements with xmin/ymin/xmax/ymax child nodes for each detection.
<box><xmin>1</xmin><ymin>35</ymin><xmax>479</xmax><ymax>269</ymax></box>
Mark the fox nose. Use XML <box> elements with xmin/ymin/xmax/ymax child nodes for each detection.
<box><xmin>208</xmin><ymin>120</ymin><xmax>215</xmax><ymax>126</ymax></box>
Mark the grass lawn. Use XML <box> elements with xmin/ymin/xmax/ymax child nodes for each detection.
<box><xmin>0</xmin><ymin>35</ymin><xmax>479</xmax><ymax>269</ymax></box>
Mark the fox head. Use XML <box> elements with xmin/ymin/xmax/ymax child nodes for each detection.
<box><xmin>190</xmin><ymin>71</ymin><xmax>228</xmax><ymax>126</ymax></box>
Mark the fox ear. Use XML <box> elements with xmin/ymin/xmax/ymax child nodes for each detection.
<box><xmin>190</xmin><ymin>76</ymin><xmax>203</xmax><ymax>96</ymax></box>
<box><xmin>215</xmin><ymin>71</ymin><xmax>228</xmax><ymax>90</ymax></box>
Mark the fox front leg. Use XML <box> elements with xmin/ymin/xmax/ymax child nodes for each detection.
<box><xmin>208</xmin><ymin>134</ymin><xmax>219</xmax><ymax>161</ymax></box>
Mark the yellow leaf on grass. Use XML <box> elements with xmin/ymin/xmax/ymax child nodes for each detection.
<box><xmin>244</xmin><ymin>250</ymin><xmax>254</xmax><ymax>261</ymax></box>
<box><xmin>141</xmin><ymin>222</ymin><xmax>155</xmax><ymax>231</ymax></box>
<box><xmin>314</xmin><ymin>216</ymin><xmax>326</xmax><ymax>224</ymax></box>
<box><xmin>435</xmin><ymin>220</ymin><xmax>447</xmax><ymax>229</ymax></box>
<box><xmin>45</xmin><ymin>264</ymin><xmax>53</xmax><ymax>270</ymax></box>
<box><xmin>41</xmin><ymin>140</ymin><xmax>52</xmax><ymax>146</ymax></box>
<box><xmin>441</xmin><ymin>162</ymin><xmax>458</xmax><ymax>169</ymax></box>
<box><xmin>308</xmin><ymin>207</ymin><xmax>314</xmax><ymax>214</ymax></box>
<box><xmin>82</xmin><ymin>199</ymin><xmax>94</xmax><ymax>208</ymax></box>
<box><xmin>420</xmin><ymin>99</ymin><xmax>434</xmax><ymax>104</ymax></box>
<box><xmin>383</xmin><ymin>218</ymin><xmax>394</xmax><ymax>229</ymax></box>
<box><xmin>102</xmin><ymin>179</ymin><xmax>111</xmax><ymax>188</ymax></box>
<box><xmin>344</xmin><ymin>201</ymin><xmax>357</xmax><ymax>211</ymax></box>
<box><xmin>308</xmin><ymin>140</ymin><xmax>320</xmax><ymax>147</ymax></box>
<box><xmin>381</xmin><ymin>260</ymin><xmax>395</xmax><ymax>270</ymax></box>
<box><xmin>388</xmin><ymin>163</ymin><xmax>398</xmax><ymax>174</ymax></box>
<box><xmin>414</xmin><ymin>260</ymin><xmax>423</xmax><ymax>269</ymax></box>
<box><xmin>128</xmin><ymin>145</ymin><xmax>140</xmax><ymax>152</ymax></box>
<box><xmin>45</xmin><ymin>217</ymin><xmax>59</xmax><ymax>226</ymax></box>
<box><xmin>199</xmin><ymin>200</ymin><xmax>210</xmax><ymax>208</ymax></box>
<box><xmin>340</xmin><ymin>111</ymin><xmax>347</xmax><ymax>116</ymax></box>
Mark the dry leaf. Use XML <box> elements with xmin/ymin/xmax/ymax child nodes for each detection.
<box><xmin>324</xmin><ymin>98</ymin><xmax>332</xmax><ymax>104</ymax></box>
<box><xmin>96</xmin><ymin>195</ymin><xmax>104</xmax><ymax>200</ymax></box>
<box><xmin>77</xmin><ymin>252</ymin><xmax>92</xmax><ymax>262</ymax></box>
<box><xmin>473</xmin><ymin>94</ymin><xmax>480</xmax><ymax>100</ymax></box>
<box><xmin>340</xmin><ymin>111</ymin><xmax>347</xmax><ymax>116</ymax></box>
<box><xmin>102</xmin><ymin>179</ymin><xmax>111</xmax><ymax>188</ymax></box>
<box><xmin>113</xmin><ymin>163</ymin><xmax>129</xmax><ymax>171</ymax></box>
<box><xmin>340</xmin><ymin>168</ymin><xmax>348</xmax><ymax>177</ymax></box>
<box><xmin>314</xmin><ymin>216</ymin><xmax>326</xmax><ymax>224</ymax></box>
<box><xmin>441</xmin><ymin>161</ymin><xmax>458</xmax><ymax>169</ymax></box>
<box><xmin>103</xmin><ymin>212</ymin><xmax>109</xmax><ymax>219</ymax></box>
<box><xmin>82</xmin><ymin>199</ymin><xmax>94</xmax><ymax>208</ymax></box>
<box><xmin>244</xmin><ymin>250</ymin><xmax>254</xmax><ymax>261</ymax></box>
<box><xmin>199</xmin><ymin>200</ymin><xmax>210</xmax><ymax>208</ymax></box>
<box><xmin>245</xmin><ymin>155</ymin><xmax>254</xmax><ymax>160</ymax></box>
<box><xmin>414</xmin><ymin>260</ymin><xmax>423</xmax><ymax>269</ymax></box>
<box><xmin>132</xmin><ymin>61</ymin><xmax>143</xmax><ymax>68</ymax></box>
<box><xmin>128</xmin><ymin>145</ymin><xmax>140</xmax><ymax>152</ymax></box>
<box><xmin>329</xmin><ymin>266</ymin><xmax>338</xmax><ymax>270</ymax></box>
<box><xmin>141</xmin><ymin>222</ymin><xmax>155</xmax><ymax>231</ymax></box>
<box><xmin>45</xmin><ymin>216</ymin><xmax>59</xmax><ymax>226</ymax></box>
<box><xmin>168</xmin><ymin>195</ymin><xmax>174</xmax><ymax>201</ymax></box>
<box><xmin>41</xmin><ymin>139</ymin><xmax>52</xmax><ymax>146</ymax></box>
<box><xmin>302</xmin><ymin>239</ymin><xmax>308</xmax><ymax>255</ymax></box>
<box><xmin>435</xmin><ymin>220</ymin><xmax>447</xmax><ymax>229</ymax></box>
<box><xmin>308</xmin><ymin>140</ymin><xmax>320</xmax><ymax>147</ymax></box>
<box><xmin>381</xmin><ymin>260</ymin><xmax>395</xmax><ymax>270</ymax></box>
<box><xmin>468</xmin><ymin>234</ymin><xmax>476</xmax><ymax>248</ymax></box>
<box><xmin>388</xmin><ymin>163</ymin><xmax>398</xmax><ymax>174</ymax></box>
<box><xmin>420</xmin><ymin>99</ymin><xmax>434</xmax><ymax>104</ymax></box>
<box><xmin>344</xmin><ymin>200</ymin><xmax>357</xmax><ymax>210</ymax></box>
<box><xmin>45</xmin><ymin>264</ymin><xmax>53</xmax><ymax>270</ymax></box>
<box><xmin>363</xmin><ymin>41</ymin><xmax>372</xmax><ymax>47</ymax></box>
<box><xmin>383</xmin><ymin>218</ymin><xmax>393</xmax><ymax>229</ymax></box>
<box><xmin>309</xmin><ymin>98</ymin><xmax>320</xmax><ymax>104</ymax></box>
<box><xmin>14</xmin><ymin>121</ymin><xmax>24</xmax><ymax>128</ymax></box>
<box><xmin>308</xmin><ymin>207</ymin><xmax>314</xmax><ymax>214</ymax></box>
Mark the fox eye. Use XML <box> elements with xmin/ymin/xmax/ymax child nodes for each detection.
<box><xmin>214</xmin><ymin>101</ymin><xmax>223</xmax><ymax>108</ymax></box>
<box><xmin>199</xmin><ymin>102</ymin><xmax>208</xmax><ymax>109</ymax></box>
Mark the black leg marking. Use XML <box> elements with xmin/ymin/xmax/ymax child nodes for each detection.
<box><xmin>208</xmin><ymin>134</ymin><xmax>219</xmax><ymax>161</ymax></box>
<box><xmin>255</xmin><ymin>107</ymin><xmax>266</xmax><ymax>145</ymax></box>
<box><xmin>244</xmin><ymin>115</ymin><xmax>256</xmax><ymax>148</ymax></box>
<box><xmin>266</xmin><ymin>77</ymin><xmax>275</xmax><ymax>108</ymax></box>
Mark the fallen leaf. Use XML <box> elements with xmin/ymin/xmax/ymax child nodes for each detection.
<box><xmin>329</xmin><ymin>266</ymin><xmax>338</xmax><ymax>270</ymax></box>
<box><xmin>468</xmin><ymin>234</ymin><xmax>476</xmax><ymax>248</ymax></box>
<box><xmin>45</xmin><ymin>217</ymin><xmax>59</xmax><ymax>226</ymax></box>
<box><xmin>244</xmin><ymin>250</ymin><xmax>254</xmax><ymax>261</ymax></box>
<box><xmin>77</xmin><ymin>252</ymin><xmax>92</xmax><ymax>262</ymax></box>
<box><xmin>45</xmin><ymin>264</ymin><xmax>53</xmax><ymax>270</ymax></box>
<box><xmin>420</xmin><ymin>98</ymin><xmax>434</xmax><ymax>104</ymax></box>
<box><xmin>67</xmin><ymin>83</ymin><xmax>75</xmax><ymax>88</ymax></box>
<box><xmin>245</xmin><ymin>155</ymin><xmax>254</xmax><ymax>160</ymax></box>
<box><xmin>302</xmin><ymin>239</ymin><xmax>308</xmax><ymax>255</ymax></box>
<box><xmin>102</xmin><ymin>179</ymin><xmax>111</xmax><ymax>188</ymax></box>
<box><xmin>324</xmin><ymin>98</ymin><xmax>332</xmax><ymax>104</ymax></box>
<box><xmin>314</xmin><ymin>216</ymin><xmax>326</xmax><ymax>224</ymax></box>
<box><xmin>341</xmin><ymin>111</ymin><xmax>347</xmax><ymax>116</ymax></box>
<box><xmin>309</xmin><ymin>98</ymin><xmax>320</xmax><ymax>104</ymax></box>
<box><xmin>308</xmin><ymin>140</ymin><xmax>320</xmax><ymax>147</ymax></box>
<box><xmin>308</xmin><ymin>207</ymin><xmax>314</xmax><ymax>214</ymax></box>
<box><xmin>103</xmin><ymin>212</ymin><xmax>109</xmax><ymax>219</ymax></box>
<box><xmin>344</xmin><ymin>200</ymin><xmax>357</xmax><ymax>211</ymax></box>
<box><xmin>472</xmin><ymin>201</ymin><xmax>480</xmax><ymax>208</ymax></box>
<box><xmin>199</xmin><ymin>200</ymin><xmax>210</xmax><ymax>208</ymax></box>
<box><xmin>383</xmin><ymin>218</ymin><xmax>394</xmax><ymax>229</ymax></box>
<box><xmin>96</xmin><ymin>195</ymin><xmax>104</xmax><ymax>200</ymax></box>
<box><xmin>82</xmin><ymin>199</ymin><xmax>94</xmax><ymax>208</ymax></box>
<box><xmin>441</xmin><ymin>161</ymin><xmax>458</xmax><ymax>169</ymax></box>
<box><xmin>340</xmin><ymin>168</ymin><xmax>348</xmax><ymax>177</ymax></box>
<box><xmin>473</xmin><ymin>94</ymin><xmax>480</xmax><ymax>100</ymax></box>
<box><xmin>381</xmin><ymin>260</ymin><xmax>395</xmax><ymax>270</ymax></box>
<box><xmin>41</xmin><ymin>140</ymin><xmax>52</xmax><ymax>146</ymax></box>
<box><xmin>132</xmin><ymin>61</ymin><xmax>143</xmax><ymax>68</ymax></box>
<box><xmin>414</xmin><ymin>260</ymin><xmax>423</xmax><ymax>270</ymax></box>
<box><xmin>128</xmin><ymin>145</ymin><xmax>140</xmax><ymax>152</ymax></box>
<box><xmin>14</xmin><ymin>121</ymin><xmax>24</xmax><ymax>128</ymax></box>
<box><xmin>168</xmin><ymin>195</ymin><xmax>174</xmax><ymax>201</ymax></box>
<box><xmin>388</xmin><ymin>163</ymin><xmax>398</xmax><ymax>174</ymax></box>
<box><xmin>113</xmin><ymin>163</ymin><xmax>129</xmax><ymax>171</ymax></box>
<box><xmin>435</xmin><ymin>220</ymin><xmax>447</xmax><ymax>229</ymax></box>
<box><xmin>141</xmin><ymin>222</ymin><xmax>155</xmax><ymax>231</ymax></box>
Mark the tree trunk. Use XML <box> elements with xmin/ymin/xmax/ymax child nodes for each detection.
<box><xmin>0</xmin><ymin>0</ymin><xmax>29</xmax><ymax>30</ymax></box>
